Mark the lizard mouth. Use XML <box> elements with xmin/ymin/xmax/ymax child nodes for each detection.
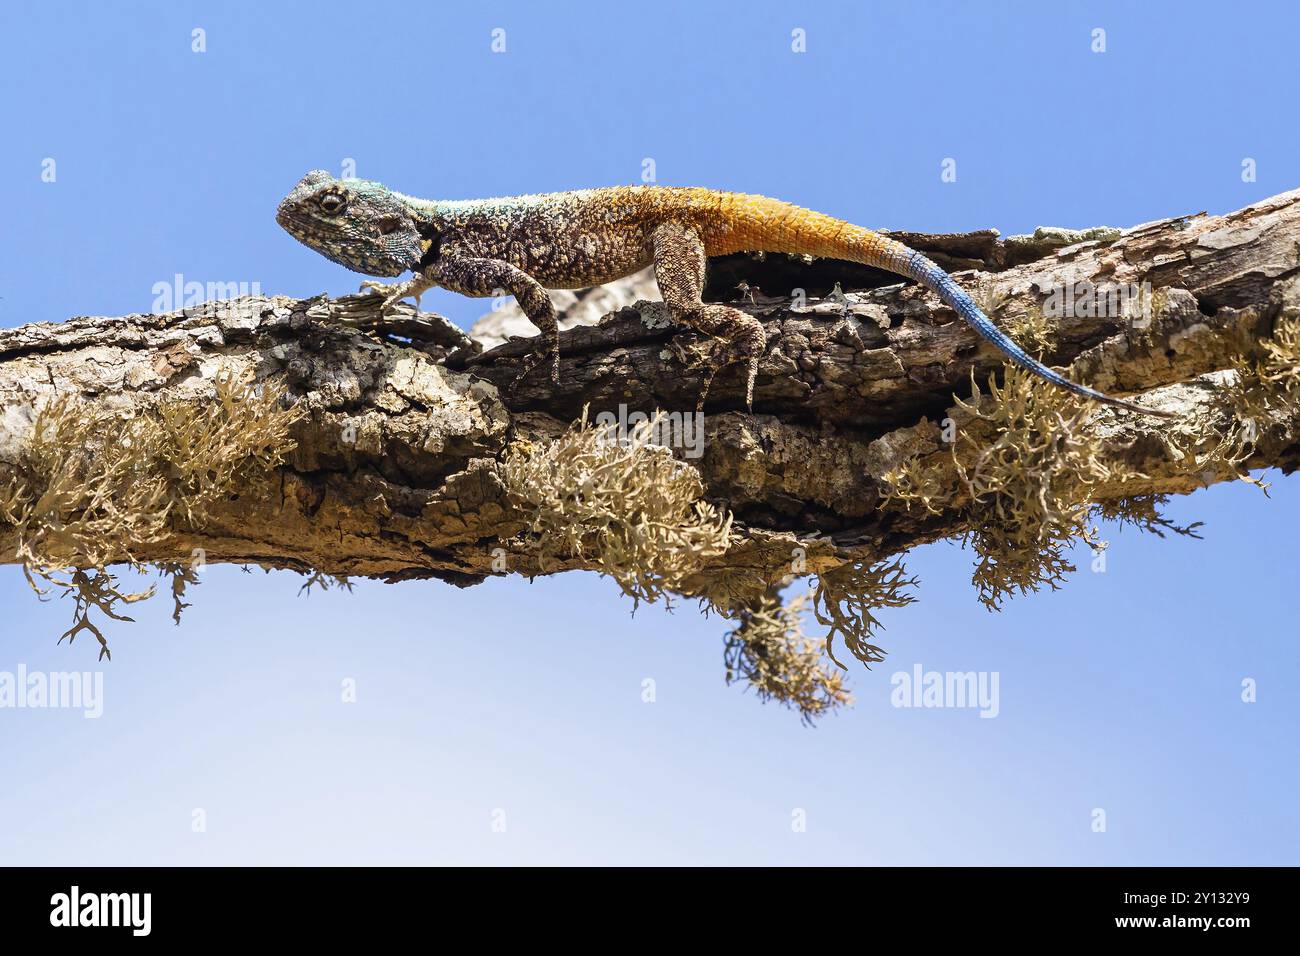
<box><xmin>275</xmin><ymin>208</ymin><xmax>314</xmax><ymax>245</ymax></box>
<box><xmin>274</xmin><ymin>201</ymin><xmax>302</xmax><ymax>232</ymax></box>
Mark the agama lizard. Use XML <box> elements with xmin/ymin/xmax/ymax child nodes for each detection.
<box><xmin>276</xmin><ymin>170</ymin><xmax>1170</xmax><ymax>416</ymax></box>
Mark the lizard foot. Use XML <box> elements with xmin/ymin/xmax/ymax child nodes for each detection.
<box><xmin>691</xmin><ymin>355</ymin><xmax>757</xmax><ymax>413</ymax></box>
<box><xmin>675</xmin><ymin>336</ymin><xmax>753</xmax><ymax>413</ymax></box>
<box><xmin>671</xmin><ymin>318</ymin><xmax>764</xmax><ymax>412</ymax></box>
<box><xmin>510</xmin><ymin>338</ymin><xmax>561</xmax><ymax>391</ymax></box>
<box><xmin>670</xmin><ymin>339</ymin><xmax>725</xmax><ymax>413</ymax></box>
<box><xmin>360</xmin><ymin>277</ymin><xmax>430</xmax><ymax>315</ymax></box>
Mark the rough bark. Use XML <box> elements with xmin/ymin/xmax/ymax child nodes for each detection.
<box><xmin>2</xmin><ymin>189</ymin><xmax>1298</xmax><ymax>592</ymax></box>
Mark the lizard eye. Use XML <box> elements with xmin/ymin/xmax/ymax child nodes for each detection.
<box><xmin>318</xmin><ymin>193</ymin><xmax>346</xmax><ymax>214</ymax></box>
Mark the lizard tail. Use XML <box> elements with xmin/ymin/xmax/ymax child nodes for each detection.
<box><xmin>870</xmin><ymin>234</ymin><xmax>1173</xmax><ymax>417</ymax></box>
<box><xmin>715</xmin><ymin>195</ymin><xmax>1173</xmax><ymax>418</ymax></box>
<box><xmin>860</xmin><ymin>234</ymin><xmax>1173</xmax><ymax>418</ymax></box>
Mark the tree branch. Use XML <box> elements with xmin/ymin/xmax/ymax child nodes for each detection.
<box><xmin>1</xmin><ymin>190</ymin><xmax>1297</xmax><ymax>633</ymax></box>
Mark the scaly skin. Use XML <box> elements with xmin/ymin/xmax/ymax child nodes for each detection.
<box><xmin>276</xmin><ymin>171</ymin><xmax>1171</xmax><ymax>416</ymax></box>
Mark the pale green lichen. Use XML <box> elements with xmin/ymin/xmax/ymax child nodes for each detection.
<box><xmin>976</xmin><ymin>284</ymin><xmax>1056</xmax><ymax>361</ymax></box>
<box><xmin>722</xmin><ymin>592</ymin><xmax>852</xmax><ymax>725</ymax></box>
<box><xmin>883</xmin><ymin>365</ymin><xmax>1145</xmax><ymax>611</ymax></box>
<box><xmin>811</xmin><ymin>558</ymin><xmax>917</xmax><ymax>668</ymax></box>
<box><xmin>951</xmin><ymin>368</ymin><xmax>1134</xmax><ymax>610</ymax></box>
<box><xmin>0</xmin><ymin>375</ymin><xmax>302</xmax><ymax>658</ymax></box>
<box><xmin>1229</xmin><ymin>311</ymin><xmax>1300</xmax><ymax>436</ymax></box>
<box><xmin>503</xmin><ymin>409</ymin><xmax>733</xmax><ymax>608</ymax></box>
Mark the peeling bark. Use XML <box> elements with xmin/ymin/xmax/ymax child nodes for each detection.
<box><xmin>1</xmin><ymin>189</ymin><xmax>1298</xmax><ymax>591</ymax></box>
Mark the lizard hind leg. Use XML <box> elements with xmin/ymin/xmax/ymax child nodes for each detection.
<box><xmin>651</xmin><ymin>222</ymin><xmax>766</xmax><ymax>411</ymax></box>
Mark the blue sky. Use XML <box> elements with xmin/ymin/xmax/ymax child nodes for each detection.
<box><xmin>1</xmin><ymin>1</ymin><xmax>1296</xmax><ymax>864</ymax></box>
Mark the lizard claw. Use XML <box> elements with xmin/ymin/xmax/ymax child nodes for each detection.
<box><xmin>672</xmin><ymin>339</ymin><xmax>726</xmax><ymax>412</ymax></box>
<box><xmin>672</xmin><ymin>338</ymin><xmax>759</xmax><ymax>412</ymax></box>
<box><xmin>694</xmin><ymin>365</ymin><xmax>720</xmax><ymax>415</ymax></box>
<box><xmin>511</xmin><ymin>350</ymin><xmax>541</xmax><ymax>391</ymax></box>
<box><xmin>361</xmin><ymin>278</ymin><xmax>426</xmax><ymax>315</ymax></box>
<box><xmin>510</xmin><ymin>340</ymin><xmax>561</xmax><ymax>391</ymax></box>
<box><xmin>743</xmin><ymin>356</ymin><xmax>758</xmax><ymax>412</ymax></box>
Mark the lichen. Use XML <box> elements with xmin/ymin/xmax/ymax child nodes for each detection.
<box><xmin>881</xmin><ymin>339</ymin><xmax>1278</xmax><ymax>615</ymax></box>
<box><xmin>882</xmin><ymin>451</ymin><xmax>951</xmax><ymax>516</ymax></box>
<box><xmin>1093</xmin><ymin>494</ymin><xmax>1203</xmax><ymax>539</ymax></box>
<box><xmin>503</xmin><ymin>409</ymin><xmax>733</xmax><ymax>607</ymax></box>
<box><xmin>298</xmin><ymin>570</ymin><xmax>355</xmax><ymax>596</ymax></box>
<box><xmin>690</xmin><ymin>564</ymin><xmax>779</xmax><ymax>619</ymax></box>
<box><xmin>977</xmin><ymin>284</ymin><xmax>1055</xmax><ymax>361</ymax></box>
<box><xmin>884</xmin><ymin>366</ymin><xmax>1144</xmax><ymax>611</ymax></box>
<box><xmin>1005</xmin><ymin>306</ymin><xmax>1056</xmax><ymax>360</ymax></box>
<box><xmin>722</xmin><ymin>592</ymin><xmax>851</xmax><ymax>724</ymax></box>
<box><xmin>954</xmin><ymin>369</ymin><xmax>1153</xmax><ymax>609</ymax></box>
<box><xmin>0</xmin><ymin>374</ymin><xmax>302</xmax><ymax>657</ymax></box>
<box><xmin>1229</xmin><ymin>310</ymin><xmax>1300</xmax><ymax>437</ymax></box>
<box><xmin>811</xmin><ymin>558</ymin><xmax>917</xmax><ymax>668</ymax></box>
<box><xmin>503</xmin><ymin>412</ymin><xmax>916</xmax><ymax>711</ymax></box>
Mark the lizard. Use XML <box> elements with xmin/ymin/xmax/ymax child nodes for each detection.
<box><xmin>275</xmin><ymin>169</ymin><xmax>1172</xmax><ymax>417</ymax></box>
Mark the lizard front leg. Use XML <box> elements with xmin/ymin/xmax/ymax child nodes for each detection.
<box><xmin>360</xmin><ymin>272</ymin><xmax>437</xmax><ymax>313</ymax></box>
<box><xmin>429</xmin><ymin>254</ymin><xmax>560</xmax><ymax>386</ymax></box>
<box><xmin>651</xmin><ymin>222</ymin><xmax>766</xmax><ymax>411</ymax></box>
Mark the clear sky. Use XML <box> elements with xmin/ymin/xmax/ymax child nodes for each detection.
<box><xmin>1</xmin><ymin>1</ymin><xmax>1296</xmax><ymax>865</ymax></box>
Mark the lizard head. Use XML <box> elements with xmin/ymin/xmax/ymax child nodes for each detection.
<box><xmin>276</xmin><ymin>170</ymin><xmax>424</xmax><ymax>277</ymax></box>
